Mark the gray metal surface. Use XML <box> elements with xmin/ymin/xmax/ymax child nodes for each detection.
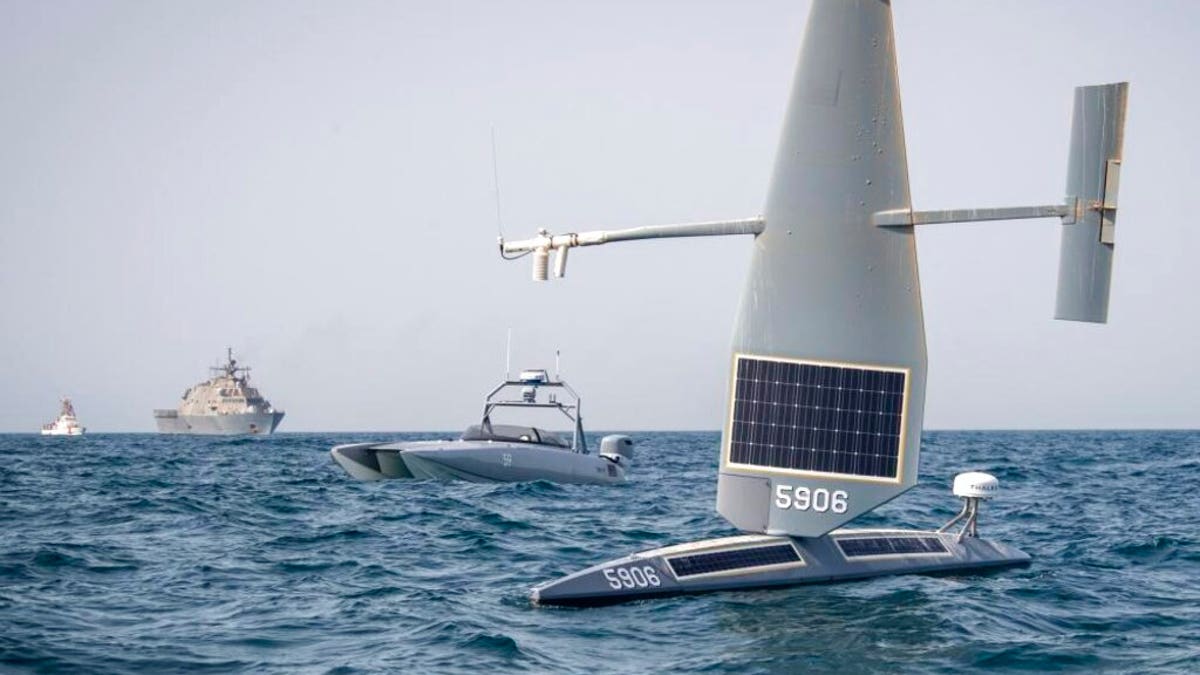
<box><xmin>873</xmin><ymin>203</ymin><xmax>1072</xmax><ymax>227</ymax></box>
<box><xmin>154</xmin><ymin>410</ymin><xmax>284</xmax><ymax>435</ymax></box>
<box><xmin>719</xmin><ymin>0</ymin><xmax>925</xmax><ymax>538</ymax></box>
<box><xmin>1055</xmin><ymin>82</ymin><xmax>1129</xmax><ymax>323</ymax></box>
<box><xmin>403</xmin><ymin>441</ymin><xmax>621</xmax><ymax>483</ymax></box>
<box><xmin>329</xmin><ymin>439</ymin><xmax>624</xmax><ymax>484</ymax></box>
<box><xmin>531</xmin><ymin>529</ymin><xmax>1030</xmax><ymax>607</ymax></box>
<box><xmin>375</xmin><ymin>447</ymin><xmax>416</xmax><ymax>479</ymax></box>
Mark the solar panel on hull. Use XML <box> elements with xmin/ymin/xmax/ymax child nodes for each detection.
<box><xmin>667</xmin><ymin>544</ymin><xmax>801</xmax><ymax>578</ymax></box>
<box><xmin>837</xmin><ymin>537</ymin><xmax>947</xmax><ymax>558</ymax></box>
<box><xmin>728</xmin><ymin>355</ymin><xmax>907</xmax><ymax>479</ymax></box>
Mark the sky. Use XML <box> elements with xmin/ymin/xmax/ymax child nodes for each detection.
<box><xmin>1</xmin><ymin>0</ymin><xmax>1197</xmax><ymax>432</ymax></box>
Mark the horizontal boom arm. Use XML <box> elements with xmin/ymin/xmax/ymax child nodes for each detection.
<box><xmin>501</xmin><ymin>217</ymin><xmax>764</xmax><ymax>253</ymax></box>
<box><xmin>873</xmin><ymin>200</ymin><xmax>1078</xmax><ymax>227</ymax></box>
<box><xmin>500</xmin><ymin>217</ymin><xmax>764</xmax><ymax>280</ymax></box>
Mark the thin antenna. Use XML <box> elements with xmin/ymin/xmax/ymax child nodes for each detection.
<box><xmin>505</xmin><ymin>328</ymin><xmax>512</xmax><ymax>380</ymax></box>
<box><xmin>555</xmin><ymin>349</ymin><xmax>561</xmax><ymax>380</ymax></box>
<box><xmin>491</xmin><ymin>126</ymin><xmax>504</xmax><ymax>239</ymax></box>
<box><xmin>492</xmin><ymin>128</ymin><xmax>533</xmax><ymax>261</ymax></box>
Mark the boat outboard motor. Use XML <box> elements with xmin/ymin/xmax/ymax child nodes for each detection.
<box><xmin>599</xmin><ymin>435</ymin><xmax>634</xmax><ymax>469</ymax></box>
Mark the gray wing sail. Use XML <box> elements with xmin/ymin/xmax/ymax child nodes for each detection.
<box><xmin>718</xmin><ymin>0</ymin><xmax>924</xmax><ymax>538</ymax></box>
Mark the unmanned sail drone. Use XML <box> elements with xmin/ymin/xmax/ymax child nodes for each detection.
<box><xmin>500</xmin><ymin>0</ymin><xmax>1127</xmax><ymax>606</ymax></box>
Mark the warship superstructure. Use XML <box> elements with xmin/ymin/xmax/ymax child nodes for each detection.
<box><xmin>153</xmin><ymin>348</ymin><xmax>284</xmax><ymax>435</ymax></box>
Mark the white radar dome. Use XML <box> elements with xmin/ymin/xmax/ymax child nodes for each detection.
<box><xmin>953</xmin><ymin>472</ymin><xmax>999</xmax><ymax>499</ymax></box>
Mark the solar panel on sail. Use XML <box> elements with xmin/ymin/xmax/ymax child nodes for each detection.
<box><xmin>836</xmin><ymin>536</ymin><xmax>948</xmax><ymax>558</ymax></box>
<box><xmin>667</xmin><ymin>543</ymin><xmax>802</xmax><ymax>578</ymax></box>
<box><xmin>728</xmin><ymin>355</ymin><xmax>907</xmax><ymax>479</ymax></box>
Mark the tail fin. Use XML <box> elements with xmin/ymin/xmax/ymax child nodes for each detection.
<box><xmin>1055</xmin><ymin>82</ymin><xmax>1129</xmax><ymax>323</ymax></box>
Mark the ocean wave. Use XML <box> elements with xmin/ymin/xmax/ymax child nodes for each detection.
<box><xmin>2</xmin><ymin>431</ymin><xmax>1198</xmax><ymax>673</ymax></box>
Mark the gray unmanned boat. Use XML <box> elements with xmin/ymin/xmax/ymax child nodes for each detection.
<box><xmin>495</xmin><ymin>0</ymin><xmax>1127</xmax><ymax>605</ymax></box>
<box><xmin>330</xmin><ymin>369</ymin><xmax>633</xmax><ymax>484</ymax></box>
<box><xmin>153</xmin><ymin>348</ymin><xmax>285</xmax><ymax>435</ymax></box>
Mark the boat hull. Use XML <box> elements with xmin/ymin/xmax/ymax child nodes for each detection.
<box><xmin>330</xmin><ymin>440</ymin><xmax>624</xmax><ymax>484</ymax></box>
<box><xmin>41</xmin><ymin>427</ymin><xmax>84</xmax><ymax>436</ymax></box>
<box><xmin>154</xmin><ymin>411</ymin><xmax>284</xmax><ymax>435</ymax></box>
<box><xmin>531</xmin><ymin>529</ymin><xmax>1031</xmax><ymax>607</ymax></box>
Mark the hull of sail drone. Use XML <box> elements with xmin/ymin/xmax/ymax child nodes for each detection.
<box><xmin>532</xmin><ymin>530</ymin><xmax>1031</xmax><ymax>607</ymax></box>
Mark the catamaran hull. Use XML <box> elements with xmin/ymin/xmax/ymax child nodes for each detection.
<box><xmin>328</xmin><ymin>443</ymin><xmax>415</xmax><ymax>480</ymax></box>
<box><xmin>330</xmin><ymin>441</ymin><xmax>624</xmax><ymax>484</ymax></box>
<box><xmin>531</xmin><ymin>530</ymin><xmax>1031</xmax><ymax>607</ymax></box>
<box><xmin>154</xmin><ymin>411</ymin><xmax>284</xmax><ymax>435</ymax></box>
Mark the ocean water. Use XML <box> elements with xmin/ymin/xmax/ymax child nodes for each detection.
<box><xmin>1</xmin><ymin>431</ymin><xmax>1197</xmax><ymax>673</ymax></box>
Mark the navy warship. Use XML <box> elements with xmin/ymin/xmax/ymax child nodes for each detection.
<box><xmin>153</xmin><ymin>348</ymin><xmax>285</xmax><ymax>435</ymax></box>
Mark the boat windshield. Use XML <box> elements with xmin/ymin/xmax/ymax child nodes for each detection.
<box><xmin>460</xmin><ymin>423</ymin><xmax>571</xmax><ymax>449</ymax></box>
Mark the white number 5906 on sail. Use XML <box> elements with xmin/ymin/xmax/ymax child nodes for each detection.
<box><xmin>774</xmin><ymin>484</ymin><xmax>848</xmax><ymax>514</ymax></box>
